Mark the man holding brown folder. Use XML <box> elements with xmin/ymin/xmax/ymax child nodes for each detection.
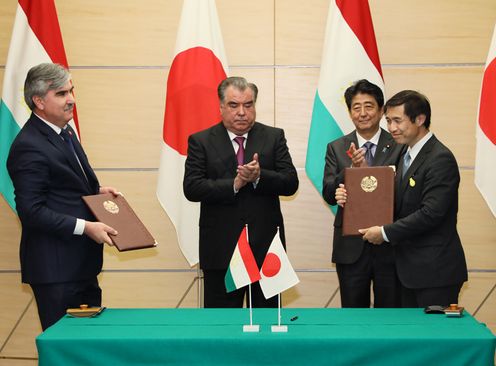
<box><xmin>357</xmin><ymin>90</ymin><xmax>468</xmax><ymax>307</ymax></box>
<box><xmin>7</xmin><ymin>63</ymin><xmax>119</xmax><ymax>330</ymax></box>
<box><xmin>322</xmin><ymin>80</ymin><xmax>403</xmax><ymax>308</ymax></box>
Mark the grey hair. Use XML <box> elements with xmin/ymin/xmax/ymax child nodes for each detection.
<box><xmin>24</xmin><ymin>63</ymin><xmax>71</xmax><ymax>110</ymax></box>
<box><xmin>217</xmin><ymin>76</ymin><xmax>258</xmax><ymax>103</ymax></box>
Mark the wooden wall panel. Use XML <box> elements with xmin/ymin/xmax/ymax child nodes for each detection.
<box><xmin>57</xmin><ymin>0</ymin><xmax>181</xmax><ymax>66</ymax></box>
<box><xmin>275</xmin><ymin>0</ymin><xmax>496</xmax><ymax>66</ymax></box>
<box><xmin>0</xmin><ymin>275</ymin><xmax>32</xmax><ymax>348</ymax></box>
<box><xmin>275</xmin><ymin>67</ymin><xmax>319</xmax><ymax>168</ymax></box>
<box><xmin>459</xmin><ymin>171</ymin><xmax>496</xmax><ymax>269</ymax></box>
<box><xmin>218</xmin><ymin>0</ymin><xmax>275</xmax><ymax>66</ymax></box>
<box><xmin>275</xmin><ymin>0</ymin><xmax>328</xmax><ymax>65</ymax></box>
<box><xmin>100</xmin><ymin>272</ymin><xmax>198</xmax><ymax>308</ymax></box>
<box><xmin>59</xmin><ymin>0</ymin><xmax>275</xmax><ymax>67</ymax></box>
<box><xmin>281</xmin><ymin>175</ymin><xmax>333</xmax><ymax>269</ymax></box>
<box><xmin>70</xmin><ymin>69</ymin><xmax>166</xmax><ymax>168</ymax></box>
<box><xmin>371</xmin><ymin>0</ymin><xmax>496</xmax><ymax>64</ymax></box>
<box><xmin>0</xmin><ymin>198</ymin><xmax>20</xmax><ymax>270</ymax></box>
<box><xmin>0</xmin><ymin>0</ymin><xmax>16</xmax><ymax>65</ymax></box>
<box><xmin>383</xmin><ymin>67</ymin><xmax>484</xmax><ymax>167</ymax></box>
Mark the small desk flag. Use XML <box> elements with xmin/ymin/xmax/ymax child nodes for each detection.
<box><xmin>259</xmin><ymin>229</ymin><xmax>299</xmax><ymax>299</ymax></box>
<box><xmin>225</xmin><ymin>226</ymin><xmax>261</xmax><ymax>293</ymax></box>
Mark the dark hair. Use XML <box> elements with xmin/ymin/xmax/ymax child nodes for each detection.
<box><xmin>384</xmin><ymin>90</ymin><xmax>431</xmax><ymax>128</ymax></box>
<box><xmin>344</xmin><ymin>79</ymin><xmax>384</xmax><ymax>111</ymax></box>
<box><xmin>218</xmin><ymin>77</ymin><xmax>258</xmax><ymax>103</ymax></box>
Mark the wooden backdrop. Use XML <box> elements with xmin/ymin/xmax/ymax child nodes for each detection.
<box><xmin>0</xmin><ymin>1</ymin><xmax>495</xmax><ymax>363</ymax></box>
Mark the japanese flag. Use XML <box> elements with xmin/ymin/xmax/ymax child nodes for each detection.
<box><xmin>259</xmin><ymin>229</ymin><xmax>299</xmax><ymax>299</ymax></box>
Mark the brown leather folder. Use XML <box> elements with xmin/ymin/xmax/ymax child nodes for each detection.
<box><xmin>342</xmin><ymin>166</ymin><xmax>394</xmax><ymax>236</ymax></box>
<box><xmin>82</xmin><ymin>193</ymin><xmax>157</xmax><ymax>251</ymax></box>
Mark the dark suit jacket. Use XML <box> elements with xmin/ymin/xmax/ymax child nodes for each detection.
<box><xmin>183</xmin><ymin>122</ymin><xmax>299</xmax><ymax>270</ymax></box>
<box><xmin>384</xmin><ymin>135</ymin><xmax>468</xmax><ymax>289</ymax></box>
<box><xmin>7</xmin><ymin>114</ymin><xmax>101</xmax><ymax>285</ymax></box>
<box><xmin>322</xmin><ymin>128</ymin><xmax>403</xmax><ymax>264</ymax></box>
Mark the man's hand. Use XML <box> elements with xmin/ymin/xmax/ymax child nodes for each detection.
<box><xmin>234</xmin><ymin>174</ymin><xmax>247</xmax><ymax>191</ymax></box>
<box><xmin>335</xmin><ymin>183</ymin><xmax>347</xmax><ymax>207</ymax></box>
<box><xmin>348</xmin><ymin>142</ymin><xmax>368</xmax><ymax>167</ymax></box>
<box><xmin>84</xmin><ymin>221</ymin><xmax>118</xmax><ymax>246</ymax></box>
<box><xmin>99</xmin><ymin>186</ymin><xmax>122</xmax><ymax>196</ymax></box>
<box><xmin>237</xmin><ymin>153</ymin><xmax>260</xmax><ymax>183</ymax></box>
<box><xmin>358</xmin><ymin>226</ymin><xmax>383</xmax><ymax>244</ymax></box>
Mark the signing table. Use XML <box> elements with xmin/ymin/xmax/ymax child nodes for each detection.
<box><xmin>36</xmin><ymin>308</ymin><xmax>495</xmax><ymax>366</ymax></box>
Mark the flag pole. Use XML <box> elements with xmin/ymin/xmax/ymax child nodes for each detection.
<box><xmin>271</xmin><ymin>293</ymin><xmax>287</xmax><ymax>332</ymax></box>
<box><xmin>242</xmin><ymin>224</ymin><xmax>259</xmax><ymax>332</ymax></box>
<box><xmin>249</xmin><ymin>284</ymin><xmax>253</xmax><ymax>325</ymax></box>
<box><xmin>243</xmin><ymin>283</ymin><xmax>259</xmax><ymax>332</ymax></box>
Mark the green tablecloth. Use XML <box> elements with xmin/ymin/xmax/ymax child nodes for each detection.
<box><xmin>36</xmin><ymin>308</ymin><xmax>495</xmax><ymax>366</ymax></box>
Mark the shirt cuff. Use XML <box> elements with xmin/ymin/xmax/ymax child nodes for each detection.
<box><xmin>74</xmin><ymin>218</ymin><xmax>85</xmax><ymax>235</ymax></box>
<box><xmin>252</xmin><ymin>177</ymin><xmax>260</xmax><ymax>189</ymax></box>
<box><xmin>381</xmin><ymin>226</ymin><xmax>390</xmax><ymax>242</ymax></box>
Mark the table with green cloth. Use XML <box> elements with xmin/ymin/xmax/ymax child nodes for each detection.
<box><xmin>36</xmin><ymin>308</ymin><xmax>495</xmax><ymax>366</ymax></box>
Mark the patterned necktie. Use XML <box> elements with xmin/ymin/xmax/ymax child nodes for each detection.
<box><xmin>363</xmin><ymin>141</ymin><xmax>375</xmax><ymax>166</ymax></box>
<box><xmin>234</xmin><ymin>136</ymin><xmax>245</xmax><ymax>166</ymax></box>
<box><xmin>60</xmin><ymin>128</ymin><xmax>77</xmax><ymax>156</ymax></box>
<box><xmin>60</xmin><ymin>128</ymin><xmax>88</xmax><ymax>181</ymax></box>
<box><xmin>402</xmin><ymin>151</ymin><xmax>411</xmax><ymax>178</ymax></box>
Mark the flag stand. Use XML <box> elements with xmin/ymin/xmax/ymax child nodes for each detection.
<box><xmin>271</xmin><ymin>293</ymin><xmax>287</xmax><ymax>332</ymax></box>
<box><xmin>243</xmin><ymin>284</ymin><xmax>259</xmax><ymax>332</ymax></box>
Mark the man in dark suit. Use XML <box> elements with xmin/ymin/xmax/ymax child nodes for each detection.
<box><xmin>357</xmin><ymin>90</ymin><xmax>468</xmax><ymax>307</ymax></box>
<box><xmin>322</xmin><ymin>79</ymin><xmax>403</xmax><ymax>308</ymax></box>
<box><xmin>183</xmin><ymin>76</ymin><xmax>299</xmax><ymax>308</ymax></box>
<box><xmin>7</xmin><ymin>63</ymin><xmax>119</xmax><ymax>330</ymax></box>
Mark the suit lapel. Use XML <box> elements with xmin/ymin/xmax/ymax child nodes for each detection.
<box><xmin>209</xmin><ymin>123</ymin><xmax>238</xmax><ymax>174</ymax></box>
<box><xmin>66</xmin><ymin>125</ymin><xmax>99</xmax><ymax>187</ymax></box>
<box><xmin>373</xmin><ymin>129</ymin><xmax>394</xmax><ymax>166</ymax></box>
<box><xmin>396</xmin><ymin>135</ymin><xmax>438</xmax><ymax>208</ymax></box>
<box><xmin>245</xmin><ymin>123</ymin><xmax>266</xmax><ymax>162</ymax></box>
<box><xmin>32</xmin><ymin>116</ymin><xmax>96</xmax><ymax>191</ymax></box>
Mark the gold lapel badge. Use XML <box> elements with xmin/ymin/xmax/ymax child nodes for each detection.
<box><xmin>409</xmin><ymin>177</ymin><xmax>416</xmax><ymax>187</ymax></box>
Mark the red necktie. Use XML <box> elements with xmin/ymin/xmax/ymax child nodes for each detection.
<box><xmin>234</xmin><ymin>136</ymin><xmax>245</xmax><ymax>166</ymax></box>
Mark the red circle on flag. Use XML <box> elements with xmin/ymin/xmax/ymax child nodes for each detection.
<box><xmin>479</xmin><ymin>58</ymin><xmax>496</xmax><ymax>145</ymax></box>
<box><xmin>262</xmin><ymin>253</ymin><xmax>281</xmax><ymax>278</ymax></box>
<box><xmin>163</xmin><ymin>47</ymin><xmax>227</xmax><ymax>155</ymax></box>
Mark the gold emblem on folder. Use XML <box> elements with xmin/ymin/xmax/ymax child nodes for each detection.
<box><xmin>103</xmin><ymin>200</ymin><xmax>119</xmax><ymax>214</ymax></box>
<box><xmin>361</xmin><ymin>176</ymin><xmax>378</xmax><ymax>192</ymax></box>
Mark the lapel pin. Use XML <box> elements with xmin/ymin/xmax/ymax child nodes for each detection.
<box><xmin>409</xmin><ymin>177</ymin><xmax>416</xmax><ymax>187</ymax></box>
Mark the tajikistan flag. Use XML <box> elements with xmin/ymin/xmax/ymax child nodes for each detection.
<box><xmin>225</xmin><ymin>226</ymin><xmax>261</xmax><ymax>293</ymax></box>
<box><xmin>305</xmin><ymin>0</ymin><xmax>383</xmax><ymax>210</ymax></box>
<box><xmin>0</xmin><ymin>0</ymin><xmax>78</xmax><ymax>211</ymax></box>
<box><xmin>156</xmin><ymin>0</ymin><xmax>228</xmax><ymax>266</ymax></box>
<box><xmin>475</xmin><ymin>24</ymin><xmax>496</xmax><ymax>218</ymax></box>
